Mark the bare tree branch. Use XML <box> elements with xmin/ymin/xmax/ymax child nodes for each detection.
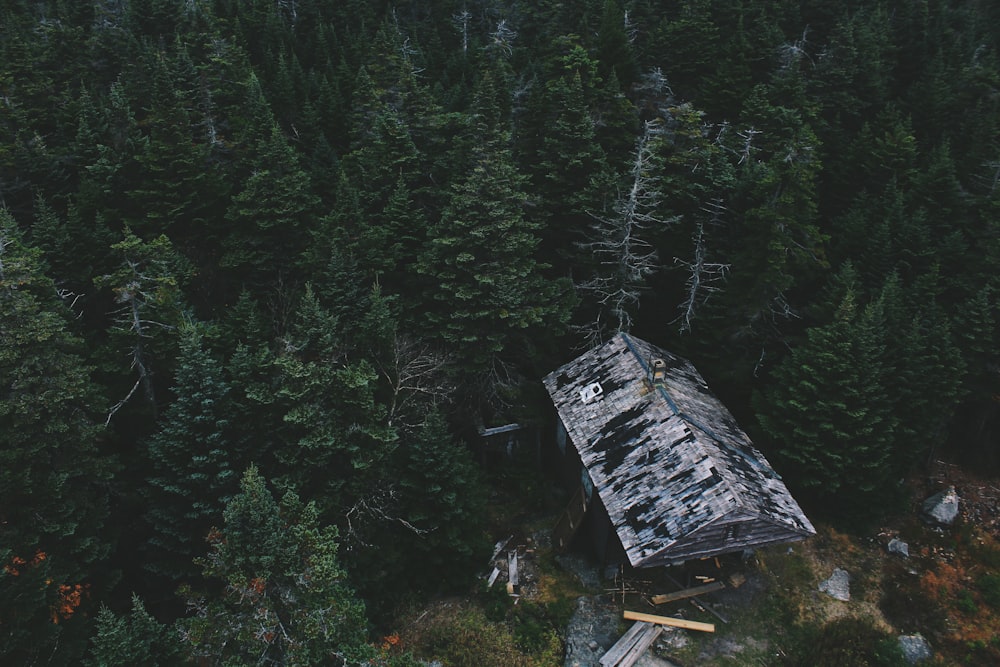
<box><xmin>377</xmin><ymin>333</ymin><xmax>455</xmax><ymax>429</ymax></box>
<box><xmin>452</xmin><ymin>9</ymin><xmax>471</xmax><ymax>54</ymax></box>
<box><xmin>578</xmin><ymin>117</ymin><xmax>678</xmax><ymax>333</ymax></box>
<box><xmin>674</xmin><ymin>202</ymin><xmax>730</xmax><ymax>333</ymax></box>
<box><xmin>343</xmin><ymin>488</ymin><xmax>431</xmax><ymax>549</ymax></box>
<box><xmin>489</xmin><ymin>19</ymin><xmax>516</xmax><ymax>57</ymax></box>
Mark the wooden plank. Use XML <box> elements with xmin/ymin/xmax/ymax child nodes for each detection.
<box><xmin>623</xmin><ymin>610</ymin><xmax>715</xmax><ymax>633</ymax></box>
<box><xmin>602</xmin><ymin>621</ymin><xmax>663</xmax><ymax>667</ymax></box>
<box><xmin>651</xmin><ymin>581</ymin><xmax>725</xmax><ymax>605</ymax></box>
<box><xmin>490</xmin><ymin>535</ymin><xmax>512</xmax><ymax>562</ymax></box>
<box><xmin>508</xmin><ymin>551</ymin><xmax>519</xmax><ymax>587</ymax></box>
<box><xmin>599</xmin><ymin>621</ymin><xmax>651</xmax><ymax>667</ymax></box>
<box><xmin>486</xmin><ymin>567</ymin><xmax>500</xmax><ymax>588</ymax></box>
<box><xmin>664</xmin><ymin>571</ymin><xmax>729</xmax><ymax>624</ymax></box>
<box><xmin>612</xmin><ymin>624</ymin><xmax>663</xmax><ymax>667</ymax></box>
<box><xmin>600</xmin><ymin>623</ymin><xmax>661</xmax><ymax>667</ymax></box>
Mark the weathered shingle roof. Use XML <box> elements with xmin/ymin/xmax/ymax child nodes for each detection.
<box><xmin>543</xmin><ymin>333</ymin><xmax>814</xmax><ymax>567</ymax></box>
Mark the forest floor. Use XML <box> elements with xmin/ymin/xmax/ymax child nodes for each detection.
<box><xmin>393</xmin><ymin>459</ymin><xmax>1000</xmax><ymax>666</ymax></box>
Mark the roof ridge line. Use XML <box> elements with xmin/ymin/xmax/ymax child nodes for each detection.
<box><xmin>619</xmin><ymin>332</ymin><xmax>750</xmax><ymax>515</ymax></box>
<box><xmin>619</xmin><ymin>332</ymin><xmax>774</xmax><ymax>483</ymax></box>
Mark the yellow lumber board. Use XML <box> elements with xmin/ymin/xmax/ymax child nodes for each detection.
<box><xmin>623</xmin><ymin>610</ymin><xmax>715</xmax><ymax>633</ymax></box>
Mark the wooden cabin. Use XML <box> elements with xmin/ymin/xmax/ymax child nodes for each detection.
<box><xmin>543</xmin><ymin>333</ymin><xmax>815</xmax><ymax>568</ymax></box>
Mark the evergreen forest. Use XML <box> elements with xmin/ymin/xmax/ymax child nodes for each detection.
<box><xmin>2</xmin><ymin>0</ymin><xmax>1000</xmax><ymax>664</ymax></box>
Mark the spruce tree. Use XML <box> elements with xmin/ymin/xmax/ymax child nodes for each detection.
<box><xmin>85</xmin><ymin>595</ymin><xmax>184</xmax><ymax>667</ymax></box>
<box><xmin>221</xmin><ymin>124</ymin><xmax>321</xmax><ymax>290</ymax></box>
<box><xmin>0</xmin><ymin>212</ymin><xmax>115</xmax><ymax>665</ymax></box>
<box><xmin>416</xmin><ymin>129</ymin><xmax>571</xmax><ymax>372</ymax></box>
<box><xmin>180</xmin><ymin>466</ymin><xmax>372</xmax><ymax>666</ymax></box>
<box><xmin>756</xmin><ymin>287</ymin><xmax>898</xmax><ymax>521</ymax></box>
<box><xmin>143</xmin><ymin>327</ymin><xmax>238</xmax><ymax>585</ymax></box>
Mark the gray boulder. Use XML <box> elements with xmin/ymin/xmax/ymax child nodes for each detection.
<box><xmin>898</xmin><ymin>633</ymin><xmax>932</xmax><ymax>664</ymax></box>
<box><xmin>921</xmin><ymin>486</ymin><xmax>960</xmax><ymax>526</ymax></box>
<box><xmin>818</xmin><ymin>568</ymin><xmax>850</xmax><ymax>601</ymax></box>
<box><xmin>888</xmin><ymin>538</ymin><xmax>909</xmax><ymax>558</ymax></box>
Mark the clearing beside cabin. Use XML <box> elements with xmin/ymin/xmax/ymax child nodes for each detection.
<box><xmin>390</xmin><ymin>459</ymin><xmax>1000</xmax><ymax>666</ymax></box>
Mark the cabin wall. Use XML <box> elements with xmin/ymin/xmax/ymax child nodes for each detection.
<box><xmin>547</xmin><ymin>416</ymin><xmax>629</xmax><ymax>566</ymax></box>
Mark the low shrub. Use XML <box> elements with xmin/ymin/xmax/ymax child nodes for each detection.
<box><xmin>977</xmin><ymin>573</ymin><xmax>1000</xmax><ymax>609</ymax></box>
<box><xmin>782</xmin><ymin>617</ymin><xmax>907</xmax><ymax>667</ymax></box>
<box><xmin>956</xmin><ymin>589</ymin><xmax>978</xmax><ymax>614</ymax></box>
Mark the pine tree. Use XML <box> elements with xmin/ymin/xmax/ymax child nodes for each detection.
<box><xmin>596</xmin><ymin>0</ymin><xmax>639</xmax><ymax>90</ymax></box>
<box><xmin>270</xmin><ymin>295</ymin><xmax>397</xmax><ymax>516</ymax></box>
<box><xmin>95</xmin><ymin>228</ymin><xmax>191</xmax><ymax>423</ymax></box>
<box><xmin>85</xmin><ymin>595</ymin><xmax>184</xmax><ymax>667</ymax></box>
<box><xmin>882</xmin><ymin>269</ymin><xmax>966</xmax><ymax>472</ymax></box>
<box><xmin>756</xmin><ymin>287</ymin><xmax>898</xmax><ymax>522</ymax></box>
<box><xmin>143</xmin><ymin>326</ymin><xmax>238</xmax><ymax>585</ymax></box>
<box><xmin>179</xmin><ymin>466</ymin><xmax>372</xmax><ymax>666</ymax></box>
<box><xmin>396</xmin><ymin>411</ymin><xmax>488</xmax><ymax>587</ymax></box>
<box><xmin>0</xmin><ymin>212</ymin><xmax>115</xmax><ymax>665</ymax></box>
<box><xmin>416</xmin><ymin>133</ymin><xmax>571</xmax><ymax>372</ymax></box>
<box><xmin>221</xmin><ymin>124</ymin><xmax>321</xmax><ymax>290</ymax></box>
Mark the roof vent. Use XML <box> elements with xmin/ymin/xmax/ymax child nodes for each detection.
<box><xmin>650</xmin><ymin>358</ymin><xmax>667</xmax><ymax>385</ymax></box>
<box><xmin>579</xmin><ymin>382</ymin><xmax>603</xmax><ymax>404</ymax></box>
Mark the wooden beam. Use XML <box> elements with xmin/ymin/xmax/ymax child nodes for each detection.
<box><xmin>508</xmin><ymin>551</ymin><xmax>519</xmax><ymax>587</ymax></box>
<box><xmin>651</xmin><ymin>581</ymin><xmax>725</xmax><ymax>605</ymax></box>
<box><xmin>599</xmin><ymin>621</ymin><xmax>662</xmax><ymax>667</ymax></box>
<box><xmin>486</xmin><ymin>567</ymin><xmax>500</xmax><ymax>588</ymax></box>
<box><xmin>664</xmin><ymin>571</ymin><xmax>729</xmax><ymax>624</ymax></box>
<box><xmin>598</xmin><ymin>621</ymin><xmax>651</xmax><ymax>667</ymax></box>
<box><xmin>623</xmin><ymin>610</ymin><xmax>715</xmax><ymax>633</ymax></box>
<box><xmin>615</xmin><ymin>627</ymin><xmax>662</xmax><ymax>667</ymax></box>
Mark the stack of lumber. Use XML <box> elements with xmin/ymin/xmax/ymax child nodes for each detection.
<box><xmin>599</xmin><ymin>621</ymin><xmax>663</xmax><ymax>667</ymax></box>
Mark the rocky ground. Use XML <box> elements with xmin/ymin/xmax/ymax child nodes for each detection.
<box><xmin>548</xmin><ymin>458</ymin><xmax>1000</xmax><ymax>666</ymax></box>
<box><xmin>400</xmin><ymin>460</ymin><xmax>1000</xmax><ymax>666</ymax></box>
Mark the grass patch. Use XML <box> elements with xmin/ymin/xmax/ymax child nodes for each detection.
<box><xmin>978</xmin><ymin>573</ymin><xmax>1000</xmax><ymax>610</ymax></box>
<box><xmin>781</xmin><ymin>617</ymin><xmax>908</xmax><ymax>667</ymax></box>
<box><xmin>956</xmin><ymin>589</ymin><xmax>978</xmax><ymax>614</ymax></box>
<box><xmin>399</xmin><ymin>602</ymin><xmax>562</xmax><ymax>667</ymax></box>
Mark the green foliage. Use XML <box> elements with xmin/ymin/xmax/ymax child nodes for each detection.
<box><xmin>143</xmin><ymin>326</ymin><xmax>238</xmax><ymax>584</ymax></box>
<box><xmin>94</xmin><ymin>226</ymin><xmax>192</xmax><ymax>421</ymax></box>
<box><xmin>4</xmin><ymin>2</ymin><xmax>1000</xmax><ymax>661</ymax></box>
<box><xmin>956</xmin><ymin>588</ymin><xmax>978</xmax><ymax>613</ymax></box>
<box><xmin>85</xmin><ymin>595</ymin><xmax>184</xmax><ymax>667</ymax></box>
<box><xmin>757</xmin><ymin>286</ymin><xmax>898</xmax><ymax>520</ymax></box>
<box><xmin>408</xmin><ymin>604</ymin><xmax>558</xmax><ymax>667</ymax></box>
<box><xmin>352</xmin><ymin>410</ymin><xmax>489</xmax><ymax>615</ymax></box>
<box><xmin>416</xmin><ymin>136</ymin><xmax>571</xmax><ymax>372</ymax></box>
<box><xmin>0</xmin><ymin>211</ymin><xmax>116</xmax><ymax>665</ymax></box>
<box><xmin>221</xmin><ymin>124</ymin><xmax>321</xmax><ymax>288</ymax></box>
<box><xmin>782</xmin><ymin>617</ymin><xmax>907</xmax><ymax>667</ymax></box>
<box><xmin>179</xmin><ymin>466</ymin><xmax>372</xmax><ymax>666</ymax></box>
<box><xmin>978</xmin><ymin>573</ymin><xmax>1000</xmax><ymax>609</ymax></box>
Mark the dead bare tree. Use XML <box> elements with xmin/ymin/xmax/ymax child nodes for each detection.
<box><xmin>579</xmin><ymin>118</ymin><xmax>678</xmax><ymax>333</ymax></box>
<box><xmin>103</xmin><ymin>271</ymin><xmax>174</xmax><ymax>425</ymax></box>
<box><xmin>343</xmin><ymin>488</ymin><xmax>430</xmax><ymax>548</ymax></box>
<box><xmin>623</xmin><ymin>10</ymin><xmax>638</xmax><ymax>43</ymax></box>
<box><xmin>452</xmin><ymin>8</ymin><xmax>471</xmax><ymax>54</ymax></box>
<box><xmin>97</xmin><ymin>230</ymin><xmax>186</xmax><ymax>425</ymax></box>
<box><xmin>489</xmin><ymin>18</ymin><xmax>516</xmax><ymax>58</ymax></box>
<box><xmin>377</xmin><ymin>333</ymin><xmax>455</xmax><ymax>429</ymax></box>
<box><xmin>735</xmin><ymin>127</ymin><xmax>762</xmax><ymax>165</ymax></box>
<box><xmin>674</xmin><ymin>200</ymin><xmax>730</xmax><ymax>333</ymax></box>
<box><xmin>778</xmin><ymin>26</ymin><xmax>813</xmax><ymax>69</ymax></box>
